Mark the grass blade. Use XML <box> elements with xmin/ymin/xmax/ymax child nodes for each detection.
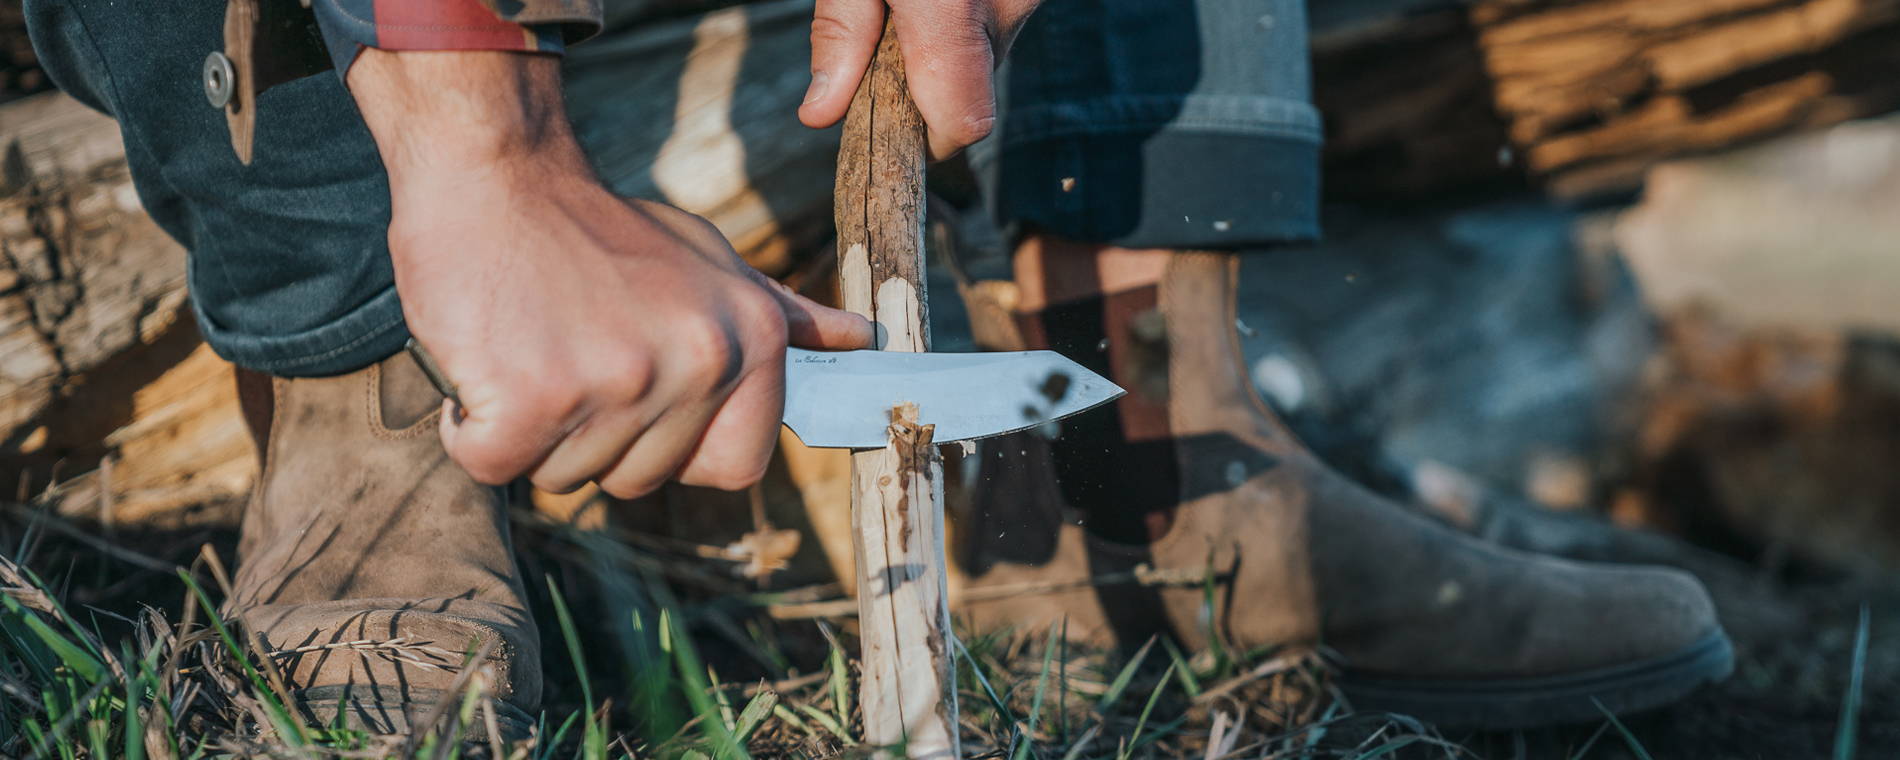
<box><xmin>1096</xmin><ymin>637</ymin><xmax>1157</xmax><ymax>714</ymax></box>
<box><xmin>1058</xmin><ymin>724</ymin><xmax>1100</xmax><ymax>760</ymax></box>
<box><xmin>538</xmin><ymin>712</ymin><xmax>580</xmax><ymax>760</ymax></box>
<box><xmin>1058</xmin><ymin>617</ymin><xmax>1070</xmax><ymax>743</ymax></box>
<box><xmin>1198</xmin><ymin>558</ymin><xmax>1230</xmax><ymax>677</ymax></box>
<box><xmin>122</xmin><ymin>644</ymin><xmax>146</xmax><ymax>760</ymax></box>
<box><xmin>1565</xmin><ymin>720</ymin><xmax>1612</xmax><ymax>760</ymax></box>
<box><xmin>953</xmin><ymin>631</ymin><xmax>1017</xmax><ymax>726</ymax></box>
<box><xmin>795</xmin><ymin>703</ymin><xmax>854</xmax><ymax>745</ymax></box>
<box><xmin>656</xmin><ymin>602</ymin><xmax>746</xmax><ymax>759</ymax></box>
<box><xmin>1591</xmin><ymin>697</ymin><xmax>1654</xmax><ymax>760</ymax></box>
<box><xmin>1160</xmin><ymin>638</ymin><xmax>1201</xmax><ymax>699</ymax></box>
<box><xmin>544</xmin><ymin>576</ymin><xmax>605</xmax><ymax>760</ymax></box>
<box><xmin>1357</xmin><ymin>735</ymin><xmax>1423</xmax><ymax>758</ymax></box>
<box><xmin>175</xmin><ymin>570</ymin><xmax>306</xmax><ymax>746</ymax></box>
<box><xmin>1834</xmin><ymin>602</ymin><xmax>1871</xmax><ymax>760</ymax></box>
<box><xmin>1118</xmin><ymin>660</ymin><xmax>1178</xmax><ymax>760</ymax></box>
<box><xmin>818</xmin><ymin>621</ymin><xmax>851</xmax><ymax>741</ymax></box>
<box><xmin>1</xmin><ymin>595</ymin><xmax>103</xmax><ymax>682</ymax></box>
<box><xmin>731</xmin><ymin>691</ymin><xmax>779</xmax><ymax>744</ymax></box>
<box><xmin>1012</xmin><ymin>625</ymin><xmax>1061</xmax><ymax>760</ymax></box>
<box><xmin>545</xmin><ymin>576</ymin><xmax>595</xmax><ymax>709</ymax></box>
<box><xmin>770</xmin><ymin>703</ymin><xmax>813</xmax><ymax>739</ymax></box>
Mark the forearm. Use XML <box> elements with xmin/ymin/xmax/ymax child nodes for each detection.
<box><xmin>345</xmin><ymin>49</ymin><xmax>591</xmax><ymax>205</ymax></box>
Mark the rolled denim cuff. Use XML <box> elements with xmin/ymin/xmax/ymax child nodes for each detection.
<box><xmin>193</xmin><ymin>280</ymin><xmax>410</xmax><ymax>377</ymax></box>
<box><xmin>971</xmin><ymin>94</ymin><xmax>1323</xmax><ymax>250</ymax></box>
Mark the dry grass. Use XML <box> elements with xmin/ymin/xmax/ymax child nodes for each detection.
<box><xmin>0</xmin><ymin>486</ymin><xmax>1889</xmax><ymax>759</ymax></box>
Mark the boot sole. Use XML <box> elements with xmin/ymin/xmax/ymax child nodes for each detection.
<box><xmin>290</xmin><ymin>685</ymin><xmax>536</xmax><ymax>740</ymax></box>
<box><xmin>1336</xmin><ymin>630</ymin><xmax>1734</xmax><ymax>730</ymax></box>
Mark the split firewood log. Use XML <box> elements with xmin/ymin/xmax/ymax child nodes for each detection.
<box><xmin>1476</xmin><ymin>0</ymin><xmax>1900</xmax><ymax>197</ymax></box>
<box><xmin>1315</xmin><ymin>0</ymin><xmax>1900</xmax><ymax>198</ymax></box>
<box><xmin>0</xmin><ymin>93</ymin><xmax>195</xmax><ymax>512</ymax></box>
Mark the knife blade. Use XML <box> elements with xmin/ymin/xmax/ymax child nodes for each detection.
<box><xmin>403</xmin><ymin>340</ymin><xmax>1123</xmax><ymax>450</ymax></box>
<box><xmin>780</xmin><ymin>347</ymin><xmax>1123</xmax><ymax>449</ymax></box>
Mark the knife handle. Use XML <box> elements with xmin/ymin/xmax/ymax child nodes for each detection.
<box><xmin>403</xmin><ymin>338</ymin><xmax>466</xmax><ymax>424</ymax></box>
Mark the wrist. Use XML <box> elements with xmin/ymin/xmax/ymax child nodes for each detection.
<box><xmin>348</xmin><ymin>48</ymin><xmax>592</xmax><ymax>199</ymax></box>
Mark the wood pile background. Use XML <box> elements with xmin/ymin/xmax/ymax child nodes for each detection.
<box><xmin>0</xmin><ymin>2</ymin><xmax>48</xmax><ymax>103</ymax></box>
<box><xmin>1316</xmin><ymin>0</ymin><xmax>1900</xmax><ymax>198</ymax></box>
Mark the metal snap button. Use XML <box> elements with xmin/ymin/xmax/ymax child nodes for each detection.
<box><xmin>203</xmin><ymin>52</ymin><xmax>236</xmax><ymax>109</ymax></box>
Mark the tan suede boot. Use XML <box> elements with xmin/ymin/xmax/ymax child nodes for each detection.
<box><xmin>229</xmin><ymin>352</ymin><xmax>540</xmax><ymax>737</ymax></box>
<box><xmin>954</xmin><ymin>252</ymin><xmax>1732</xmax><ymax>730</ymax></box>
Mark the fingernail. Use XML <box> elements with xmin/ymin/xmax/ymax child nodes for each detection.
<box><xmin>802</xmin><ymin>71</ymin><xmax>831</xmax><ymax>105</ymax></box>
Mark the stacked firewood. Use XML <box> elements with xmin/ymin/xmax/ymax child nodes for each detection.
<box><xmin>1475</xmin><ymin>0</ymin><xmax>1900</xmax><ymax>197</ymax></box>
<box><xmin>0</xmin><ymin>2</ymin><xmax>47</xmax><ymax>102</ymax></box>
<box><xmin>1315</xmin><ymin>0</ymin><xmax>1900</xmax><ymax>198</ymax></box>
<box><xmin>0</xmin><ymin>94</ymin><xmax>216</xmax><ymax>523</ymax></box>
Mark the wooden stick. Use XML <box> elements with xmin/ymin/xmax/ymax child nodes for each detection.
<box><xmin>832</xmin><ymin>17</ymin><xmax>960</xmax><ymax>760</ymax></box>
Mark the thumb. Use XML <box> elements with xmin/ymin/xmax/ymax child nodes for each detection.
<box><xmin>889</xmin><ymin>0</ymin><xmax>1001</xmax><ymax>159</ymax></box>
<box><xmin>799</xmin><ymin>0</ymin><xmax>885</xmax><ymax>130</ymax></box>
<box><xmin>755</xmin><ymin>271</ymin><xmax>875</xmax><ymax>349</ymax></box>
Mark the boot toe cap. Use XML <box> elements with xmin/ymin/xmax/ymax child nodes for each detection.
<box><xmin>1337</xmin><ymin>563</ymin><xmax>1734</xmax><ymax>729</ymax></box>
<box><xmin>1526</xmin><ymin>562</ymin><xmax>1723</xmax><ymax>674</ymax></box>
<box><xmin>240</xmin><ymin>598</ymin><xmax>542</xmax><ymax>714</ymax></box>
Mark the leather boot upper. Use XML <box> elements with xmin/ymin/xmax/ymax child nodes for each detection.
<box><xmin>230</xmin><ymin>352</ymin><xmax>541</xmax><ymax>723</ymax></box>
<box><xmin>954</xmin><ymin>252</ymin><xmax>1722</xmax><ymax>681</ymax></box>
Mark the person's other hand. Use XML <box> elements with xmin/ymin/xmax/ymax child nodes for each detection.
<box><xmin>350</xmin><ymin>49</ymin><xmax>873</xmax><ymax>498</ymax></box>
<box><xmin>797</xmin><ymin>0</ymin><xmax>1040</xmax><ymax>160</ymax></box>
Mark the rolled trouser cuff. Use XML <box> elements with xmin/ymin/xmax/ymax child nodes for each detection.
<box><xmin>192</xmin><ymin>281</ymin><xmax>410</xmax><ymax>377</ymax></box>
<box><xmin>973</xmin><ymin>96</ymin><xmax>1323</xmax><ymax>250</ymax></box>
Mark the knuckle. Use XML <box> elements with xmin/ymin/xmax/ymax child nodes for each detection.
<box><xmin>936</xmin><ymin>8</ymin><xmax>997</xmax><ymax>52</ymax></box>
<box><xmin>601</xmin><ymin>473</ymin><xmax>666</xmax><ymax>500</ymax></box>
<box><xmin>950</xmin><ymin>114</ymin><xmax>995</xmax><ymax>145</ymax></box>
<box><xmin>692</xmin><ymin>441</ymin><xmax>775</xmax><ymax>491</ymax></box>
<box><xmin>652</xmin><ymin>204</ymin><xmax>725</xmax><ymax>246</ymax></box>
<box><xmin>678</xmin><ymin>322</ymin><xmax>741</xmax><ymax>386</ymax></box>
<box><xmin>739</xmin><ymin>294</ymin><xmax>789</xmax><ymax>344</ymax></box>
<box><xmin>809</xmin><ymin>13</ymin><xmax>857</xmax><ymax>46</ymax></box>
<box><xmin>953</xmin><ymin>110</ymin><xmax>996</xmax><ymax>145</ymax></box>
<box><xmin>682</xmin><ymin>211</ymin><xmax>724</xmax><ymax>242</ymax></box>
<box><xmin>602</xmin><ymin>353</ymin><xmax>657</xmax><ymax>402</ymax></box>
<box><xmin>521</xmin><ymin>385</ymin><xmax>583</xmax><ymax>424</ymax></box>
<box><xmin>452</xmin><ymin>440</ymin><xmax>520</xmax><ymax>485</ymax></box>
<box><xmin>734</xmin><ymin>459</ymin><xmax>773</xmax><ymax>489</ymax></box>
<box><xmin>531</xmin><ymin>474</ymin><xmax>586</xmax><ymax>495</ymax></box>
<box><xmin>675</xmin><ymin>313</ymin><xmax>727</xmax><ymax>348</ymax></box>
<box><xmin>693</xmin><ymin>462</ymin><xmax>768</xmax><ymax>492</ymax></box>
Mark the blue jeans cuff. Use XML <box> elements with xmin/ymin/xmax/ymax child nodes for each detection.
<box><xmin>194</xmin><ymin>283</ymin><xmax>410</xmax><ymax>377</ymax></box>
<box><xmin>972</xmin><ymin>105</ymin><xmax>1323</xmax><ymax>250</ymax></box>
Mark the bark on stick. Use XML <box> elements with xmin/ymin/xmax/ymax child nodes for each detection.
<box><xmin>832</xmin><ymin>17</ymin><xmax>959</xmax><ymax>759</ymax></box>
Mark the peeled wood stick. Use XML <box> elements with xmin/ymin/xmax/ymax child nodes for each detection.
<box><xmin>831</xmin><ymin>17</ymin><xmax>960</xmax><ymax>760</ymax></box>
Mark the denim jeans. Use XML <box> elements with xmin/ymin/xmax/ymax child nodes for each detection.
<box><xmin>26</xmin><ymin>0</ymin><xmax>402</xmax><ymax>377</ymax></box>
<box><xmin>972</xmin><ymin>0</ymin><xmax>1321</xmax><ymax>249</ymax></box>
<box><xmin>25</xmin><ymin>0</ymin><xmax>1320</xmax><ymax>377</ymax></box>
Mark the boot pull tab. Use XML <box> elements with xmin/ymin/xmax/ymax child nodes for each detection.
<box><xmin>209</xmin><ymin>0</ymin><xmax>333</xmax><ymax>164</ymax></box>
